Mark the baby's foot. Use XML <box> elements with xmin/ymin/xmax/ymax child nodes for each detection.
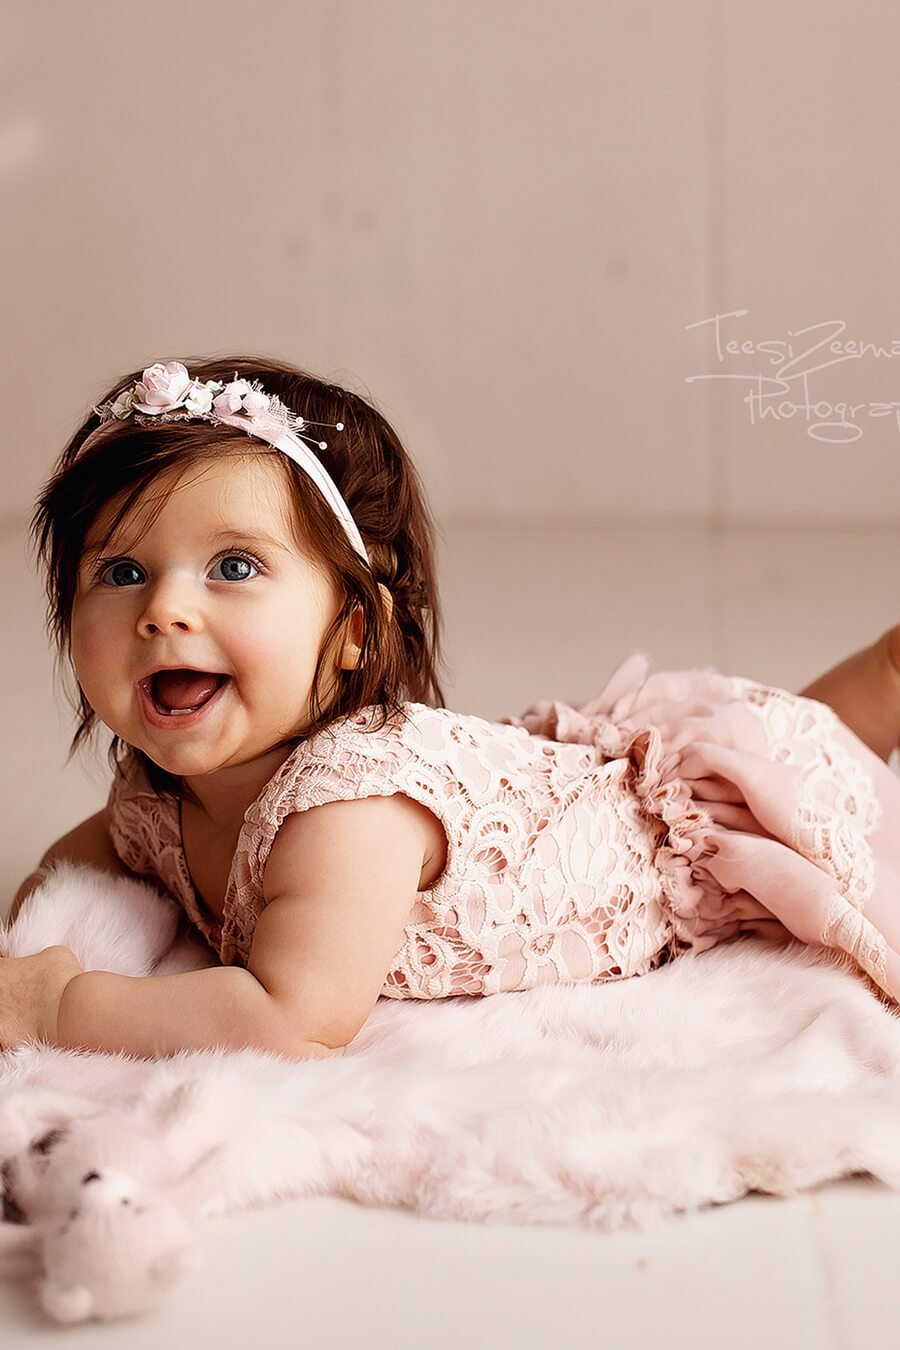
<box><xmin>799</xmin><ymin>624</ymin><xmax>900</xmax><ymax>762</ymax></box>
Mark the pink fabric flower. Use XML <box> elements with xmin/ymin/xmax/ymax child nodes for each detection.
<box><xmin>241</xmin><ymin>390</ymin><xmax>270</xmax><ymax>417</ymax></box>
<box><xmin>212</xmin><ymin>379</ymin><xmax>254</xmax><ymax>417</ymax></box>
<box><xmin>133</xmin><ymin>362</ymin><xmax>192</xmax><ymax>415</ymax></box>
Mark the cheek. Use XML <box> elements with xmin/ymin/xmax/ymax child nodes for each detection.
<box><xmin>226</xmin><ymin>598</ymin><xmax>328</xmax><ymax>676</ymax></box>
<box><xmin>222</xmin><ymin>616</ymin><xmax>292</xmax><ymax>683</ymax></box>
<box><xmin>70</xmin><ymin>608</ymin><xmax>116</xmax><ymax>682</ymax></box>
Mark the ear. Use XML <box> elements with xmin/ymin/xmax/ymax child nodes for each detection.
<box><xmin>337</xmin><ymin>584</ymin><xmax>393</xmax><ymax>671</ymax></box>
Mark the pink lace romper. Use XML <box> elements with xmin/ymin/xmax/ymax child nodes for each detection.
<box><xmin>106</xmin><ymin>650</ymin><xmax>900</xmax><ymax>1004</ymax></box>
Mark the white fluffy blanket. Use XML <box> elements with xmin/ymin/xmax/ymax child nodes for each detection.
<box><xmin>4</xmin><ymin>859</ymin><xmax>900</xmax><ymax>1239</ymax></box>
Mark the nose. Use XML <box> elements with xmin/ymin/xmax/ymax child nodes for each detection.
<box><xmin>136</xmin><ymin>573</ymin><xmax>204</xmax><ymax>637</ymax></box>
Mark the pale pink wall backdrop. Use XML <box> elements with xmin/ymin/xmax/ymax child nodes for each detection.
<box><xmin>3</xmin><ymin>1</ymin><xmax>899</xmax><ymax>526</ymax></box>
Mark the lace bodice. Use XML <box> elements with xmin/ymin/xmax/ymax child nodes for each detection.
<box><xmin>106</xmin><ymin>699</ymin><xmax>676</xmax><ymax>998</ymax></box>
<box><xmin>107</xmin><ymin>651</ymin><xmax>900</xmax><ymax>1006</ymax></box>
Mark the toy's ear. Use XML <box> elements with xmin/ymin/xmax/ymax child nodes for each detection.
<box><xmin>39</xmin><ymin>1280</ymin><xmax>94</xmax><ymax>1324</ymax></box>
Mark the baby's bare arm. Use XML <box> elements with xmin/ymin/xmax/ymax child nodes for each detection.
<box><xmin>254</xmin><ymin>793</ymin><xmax>433</xmax><ymax>1050</ymax></box>
<box><xmin>54</xmin><ymin>964</ymin><xmax>339</xmax><ymax>1060</ymax></box>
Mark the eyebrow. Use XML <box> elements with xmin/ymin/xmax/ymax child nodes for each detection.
<box><xmin>81</xmin><ymin>529</ymin><xmax>290</xmax><ymax>562</ymax></box>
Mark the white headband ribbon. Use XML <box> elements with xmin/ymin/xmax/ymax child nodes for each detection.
<box><xmin>86</xmin><ymin>361</ymin><xmax>371</xmax><ymax>568</ymax></box>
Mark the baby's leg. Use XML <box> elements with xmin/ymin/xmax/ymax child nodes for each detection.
<box><xmin>797</xmin><ymin>624</ymin><xmax>900</xmax><ymax>762</ymax></box>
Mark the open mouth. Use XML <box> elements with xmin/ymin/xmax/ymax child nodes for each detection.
<box><xmin>139</xmin><ymin>669</ymin><xmax>230</xmax><ymax>718</ymax></box>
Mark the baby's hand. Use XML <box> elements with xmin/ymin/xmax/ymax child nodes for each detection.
<box><xmin>0</xmin><ymin>947</ymin><xmax>84</xmax><ymax>1050</ymax></box>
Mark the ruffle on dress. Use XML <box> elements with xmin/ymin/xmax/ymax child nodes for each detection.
<box><xmin>502</xmin><ymin>651</ymin><xmax>900</xmax><ymax>1006</ymax></box>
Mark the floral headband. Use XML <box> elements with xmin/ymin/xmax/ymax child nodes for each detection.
<box><xmin>86</xmin><ymin>361</ymin><xmax>371</xmax><ymax>567</ymax></box>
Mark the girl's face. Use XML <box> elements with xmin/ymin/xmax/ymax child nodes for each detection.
<box><xmin>70</xmin><ymin>453</ymin><xmax>354</xmax><ymax>787</ymax></box>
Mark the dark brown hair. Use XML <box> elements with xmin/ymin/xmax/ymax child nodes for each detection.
<box><xmin>30</xmin><ymin>354</ymin><xmax>449</xmax><ymax>804</ymax></box>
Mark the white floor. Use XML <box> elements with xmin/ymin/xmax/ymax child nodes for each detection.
<box><xmin>1</xmin><ymin>517</ymin><xmax>898</xmax><ymax>1346</ymax></box>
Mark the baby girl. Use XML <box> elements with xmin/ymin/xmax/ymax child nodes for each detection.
<box><xmin>6</xmin><ymin>356</ymin><xmax>900</xmax><ymax>1060</ymax></box>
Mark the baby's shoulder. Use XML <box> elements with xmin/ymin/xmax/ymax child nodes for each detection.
<box><xmin>259</xmin><ymin>703</ymin><xmax>452</xmax><ymax>814</ymax></box>
<box><xmin>248</xmin><ymin>700</ymin><xmax>539</xmax><ymax>841</ymax></box>
<box><xmin>275</xmin><ymin>700</ymin><xmax>540</xmax><ymax>794</ymax></box>
<box><xmin>263</xmin><ymin>788</ymin><xmax>446</xmax><ymax>903</ymax></box>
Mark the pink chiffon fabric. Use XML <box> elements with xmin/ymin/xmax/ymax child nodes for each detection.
<box><xmin>503</xmin><ymin>651</ymin><xmax>900</xmax><ymax>1005</ymax></box>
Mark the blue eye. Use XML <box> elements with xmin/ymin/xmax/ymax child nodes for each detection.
<box><xmin>92</xmin><ymin>549</ymin><xmax>264</xmax><ymax>587</ymax></box>
<box><xmin>212</xmin><ymin>552</ymin><xmax>262</xmax><ymax>582</ymax></box>
<box><xmin>96</xmin><ymin>560</ymin><xmax>143</xmax><ymax>587</ymax></box>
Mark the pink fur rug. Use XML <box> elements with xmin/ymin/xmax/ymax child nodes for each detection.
<box><xmin>4</xmin><ymin>859</ymin><xmax>900</xmax><ymax>1237</ymax></box>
